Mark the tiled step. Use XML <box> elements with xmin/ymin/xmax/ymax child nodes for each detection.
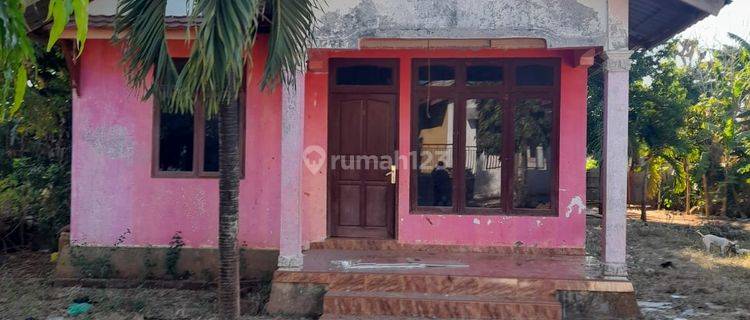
<box><xmin>323</xmin><ymin>290</ymin><xmax>562</xmax><ymax>320</ymax></box>
<box><xmin>328</xmin><ymin>274</ymin><xmax>557</xmax><ymax>300</ymax></box>
<box><xmin>319</xmin><ymin>316</ymin><xmax>446</xmax><ymax>320</ymax></box>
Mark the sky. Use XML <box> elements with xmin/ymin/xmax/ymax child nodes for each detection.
<box><xmin>679</xmin><ymin>0</ymin><xmax>750</xmax><ymax>47</ymax></box>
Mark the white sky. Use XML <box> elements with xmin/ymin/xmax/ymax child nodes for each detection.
<box><xmin>679</xmin><ymin>0</ymin><xmax>750</xmax><ymax>47</ymax></box>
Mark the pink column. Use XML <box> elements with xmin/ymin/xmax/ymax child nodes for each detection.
<box><xmin>278</xmin><ymin>72</ymin><xmax>305</xmax><ymax>269</ymax></box>
<box><xmin>600</xmin><ymin>50</ymin><xmax>631</xmax><ymax>278</ymax></box>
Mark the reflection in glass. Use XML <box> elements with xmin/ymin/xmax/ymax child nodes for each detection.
<box><xmin>513</xmin><ymin>98</ymin><xmax>553</xmax><ymax>209</ymax></box>
<box><xmin>516</xmin><ymin>64</ymin><xmax>554</xmax><ymax>86</ymax></box>
<box><xmin>418</xmin><ymin>65</ymin><xmax>456</xmax><ymax>87</ymax></box>
<box><xmin>465</xmin><ymin>98</ymin><xmax>503</xmax><ymax>208</ymax></box>
<box><xmin>159</xmin><ymin>111</ymin><xmax>194</xmax><ymax>172</ymax></box>
<box><xmin>336</xmin><ymin>65</ymin><xmax>393</xmax><ymax>86</ymax></box>
<box><xmin>417</xmin><ymin>99</ymin><xmax>454</xmax><ymax>206</ymax></box>
<box><xmin>467</xmin><ymin>65</ymin><xmax>504</xmax><ymax>86</ymax></box>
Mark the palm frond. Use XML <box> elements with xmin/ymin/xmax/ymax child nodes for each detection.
<box><xmin>729</xmin><ymin>33</ymin><xmax>750</xmax><ymax>52</ymax></box>
<box><xmin>172</xmin><ymin>0</ymin><xmax>262</xmax><ymax>115</ymax></box>
<box><xmin>261</xmin><ymin>0</ymin><xmax>322</xmax><ymax>89</ymax></box>
<box><xmin>112</xmin><ymin>0</ymin><xmax>177</xmax><ymax>108</ymax></box>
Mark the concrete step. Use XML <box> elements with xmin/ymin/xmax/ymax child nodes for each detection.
<box><xmin>323</xmin><ymin>290</ymin><xmax>562</xmax><ymax>319</ymax></box>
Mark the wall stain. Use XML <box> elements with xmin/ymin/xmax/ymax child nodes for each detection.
<box><xmin>83</xmin><ymin>125</ymin><xmax>135</xmax><ymax>160</ymax></box>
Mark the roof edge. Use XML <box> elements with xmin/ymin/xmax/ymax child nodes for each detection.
<box><xmin>678</xmin><ymin>0</ymin><xmax>728</xmax><ymax>15</ymax></box>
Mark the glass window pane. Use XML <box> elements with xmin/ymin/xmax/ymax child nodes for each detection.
<box><xmin>416</xmin><ymin>99</ymin><xmax>455</xmax><ymax>207</ymax></box>
<box><xmin>467</xmin><ymin>65</ymin><xmax>503</xmax><ymax>86</ymax></box>
<box><xmin>336</xmin><ymin>65</ymin><xmax>393</xmax><ymax>85</ymax></box>
<box><xmin>516</xmin><ymin>64</ymin><xmax>554</xmax><ymax>86</ymax></box>
<box><xmin>513</xmin><ymin>98</ymin><xmax>553</xmax><ymax>209</ymax></box>
<box><xmin>159</xmin><ymin>112</ymin><xmax>194</xmax><ymax>172</ymax></box>
<box><xmin>418</xmin><ymin>65</ymin><xmax>455</xmax><ymax>87</ymax></box>
<box><xmin>203</xmin><ymin>114</ymin><xmax>219</xmax><ymax>172</ymax></box>
<box><xmin>465</xmin><ymin>98</ymin><xmax>503</xmax><ymax>208</ymax></box>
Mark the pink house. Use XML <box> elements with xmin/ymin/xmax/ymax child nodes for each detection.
<box><xmin>54</xmin><ymin>0</ymin><xmax>725</xmax><ymax>318</ymax></box>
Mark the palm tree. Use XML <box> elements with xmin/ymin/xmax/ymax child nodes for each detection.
<box><xmin>112</xmin><ymin>1</ymin><xmax>320</xmax><ymax>318</ymax></box>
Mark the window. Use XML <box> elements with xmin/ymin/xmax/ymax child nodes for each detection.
<box><xmin>153</xmin><ymin>58</ymin><xmax>245</xmax><ymax>178</ymax></box>
<box><xmin>336</xmin><ymin>65</ymin><xmax>393</xmax><ymax>86</ymax></box>
<box><xmin>412</xmin><ymin>59</ymin><xmax>558</xmax><ymax>215</ymax></box>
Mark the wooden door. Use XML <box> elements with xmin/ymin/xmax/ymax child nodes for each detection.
<box><xmin>329</xmin><ymin>94</ymin><xmax>397</xmax><ymax>238</ymax></box>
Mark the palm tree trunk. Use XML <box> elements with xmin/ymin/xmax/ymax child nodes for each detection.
<box><xmin>218</xmin><ymin>102</ymin><xmax>241</xmax><ymax>319</ymax></box>
<box><xmin>641</xmin><ymin>160</ymin><xmax>649</xmax><ymax>222</ymax></box>
<box><xmin>702</xmin><ymin>174</ymin><xmax>710</xmax><ymax>216</ymax></box>
<box><xmin>684</xmin><ymin>158</ymin><xmax>690</xmax><ymax>215</ymax></box>
<box><xmin>721</xmin><ymin>167</ymin><xmax>729</xmax><ymax>217</ymax></box>
<box><xmin>656</xmin><ymin>183</ymin><xmax>662</xmax><ymax>211</ymax></box>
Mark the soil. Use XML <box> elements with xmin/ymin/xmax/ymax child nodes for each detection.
<box><xmin>1</xmin><ymin>209</ymin><xmax>748</xmax><ymax>319</ymax></box>
<box><xmin>0</xmin><ymin>251</ymin><xmax>297</xmax><ymax>320</ymax></box>
<box><xmin>587</xmin><ymin>209</ymin><xmax>750</xmax><ymax>320</ymax></box>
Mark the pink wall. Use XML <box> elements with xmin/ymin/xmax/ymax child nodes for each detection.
<box><xmin>302</xmin><ymin>48</ymin><xmax>589</xmax><ymax>249</ymax></box>
<box><xmin>71</xmin><ymin>38</ymin><xmax>281</xmax><ymax>249</ymax></box>
<box><xmin>73</xmin><ymin>41</ymin><xmax>588</xmax><ymax>250</ymax></box>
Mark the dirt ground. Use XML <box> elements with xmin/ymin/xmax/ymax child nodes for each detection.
<box><xmin>1</xmin><ymin>209</ymin><xmax>749</xmax><ymax>319</ymax></box>
<box><xmin>0</xmin><ymin>252</ymin><xmax>293</xmax><ymax>320</ymax></box>
<box><xmin>587</xmin><ymin>209</ymin><xmax>750</xmax><ymax>320</ymax></box>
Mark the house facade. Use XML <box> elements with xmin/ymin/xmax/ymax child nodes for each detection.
<box><xmin>55</xmin><ymin>0</ymin><xmax>725</xmax><ymax>318</ymax></box>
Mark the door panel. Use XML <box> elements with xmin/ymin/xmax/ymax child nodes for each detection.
<box><xmin>330</xmin><ymin>94</ymin><xmax>397</xmax><ymax>238</ymax></box>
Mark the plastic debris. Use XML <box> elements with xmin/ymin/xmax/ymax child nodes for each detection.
<box><xmin>67</xmin><ymin>303</ymin><xmax>93</xmax><ymax>316</ymax></box>
<box><xmin>50</xmin><ymin>252</ymin><xmax>59</xmax><ymax>263</ymax></box>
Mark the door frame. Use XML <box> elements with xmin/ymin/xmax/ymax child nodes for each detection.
<box><xmin>327</xmin><ymin>58</ymin><xmax>400</xmax><ymax>239</ymax></box>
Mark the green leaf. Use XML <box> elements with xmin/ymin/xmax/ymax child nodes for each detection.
<box><xmin>11</xmin><ymin>66</ymin><xmax>27</xmax><ymax>117</ymax></box>
<box><xmin>72</xmin><ymin>0</ymin><xmax>89</xmax><ymax>54</ymax></box>
<box><xmin>46</xmin><ymin>0</ymin><xmax>88</xmax><ymax>53</ymax></box>
<box><xmin>46</xmin><ymin>0</ymin><xmax>74</xmax><ymax>51</ymax></box>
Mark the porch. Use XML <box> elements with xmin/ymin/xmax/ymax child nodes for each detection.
<box><xmin>266</xmin><ymin>239</ymin><xmax>639</xmax><ymax>319</ymax></box>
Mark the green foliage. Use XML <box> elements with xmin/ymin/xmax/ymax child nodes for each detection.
<box><xmin>113</xmin><ymin>0</ymin><xmax>322</xmax><ymax>117</ymax></box>
<box><xmin>590</xmin><ymin>35</ymin><xmax>750</xmax><ymax>217</ymax></box>
<box><xmin>165</xmin><ymin>231</ymin><xmax>188</xmax><ymax>280</ymax></box>
<box><xmin>0</xmin><ymin>46</ymin><xmax>71</xmax><ymax>249</ymax></box>
<box><xmin>1</xmin><ymin>0</ymin><xmax>87</xmax><ymax>119</ymax></box>
<box><xmin>47</xmin><ymin>0</ymin><xmax>88</xmax><ymax>52</ymax></box>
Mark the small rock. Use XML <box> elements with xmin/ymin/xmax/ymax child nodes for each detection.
<box><xmin>680</xmin><ymin>308</ymin><xmax>696</xmax><ymax>317</ymax></box>
<box><xmin>637</xmin><ymin>301</ymin><xmax>672</xmax><ymax>310</ymax></box>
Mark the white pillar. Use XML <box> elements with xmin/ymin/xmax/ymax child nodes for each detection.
<box><xmin>601</xmin><ymin>50</ymin><xmax>631</xmax><ymax>278</ymax></box>
<box><xmin>278</xmin><ymin>72</ymin><xmax>305</xmax><ymax>270</ymax></box>
<box><xmin>600</xmin><ymin>0</ymin><xmax>631</xmax><ymax>279</ymax></box>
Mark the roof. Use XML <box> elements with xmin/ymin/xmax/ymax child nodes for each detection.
<box><xmin>26</xmin><ymin>0</ymin><xmax>729</xmax><ymax>50</ymax></box>
<box><xmin>629</xmin><ymin>0</ymin><xmax>730</xmax><ymax>49</ymax></box>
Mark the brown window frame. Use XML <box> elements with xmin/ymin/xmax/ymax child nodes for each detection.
<box><xmin>410</xmin><ymin>58</ymin><xmax>560</xmax><ymax>216</ymax></box>
<box><xmin>151</xmin><ymin>69</ymin><xmax>247</xmax><ymax>179</ymax></box>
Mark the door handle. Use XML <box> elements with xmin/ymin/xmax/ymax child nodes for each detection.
<box><xmin>385</xmin><ymin>165</ymin><xmax>397</xmax><ymax>184</ymax></box>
